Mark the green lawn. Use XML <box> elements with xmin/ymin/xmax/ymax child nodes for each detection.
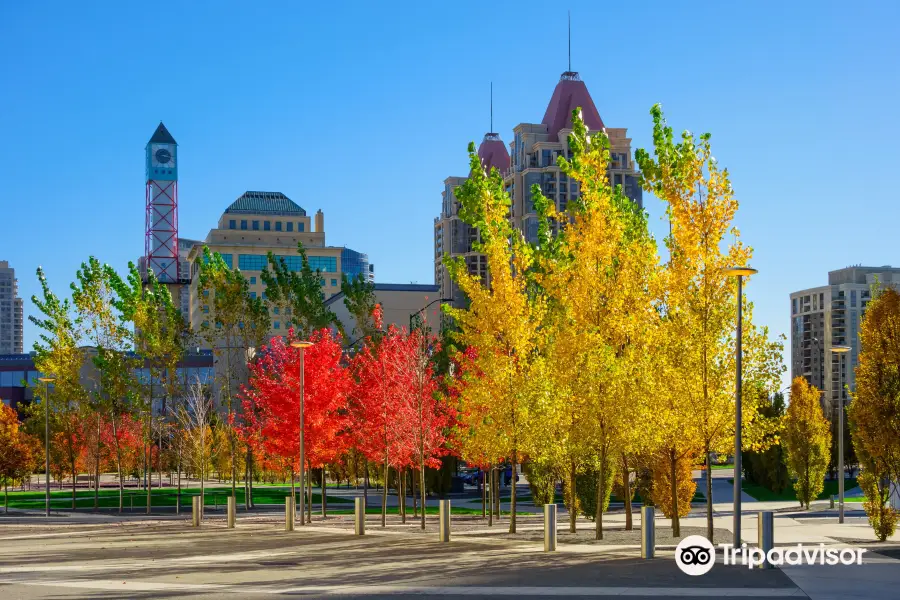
<box><xmin>728</xmin><ymin>478</ymin><xmax>858</xmax><ymax>503</ymax></box>
<box><xmin>1</xmin><ymin>486</ymin><xmax>352</xmax><ymax>511</ymax></box>
<box><xmin>499</xmin><ymin>491</ymin><xmax>706</xmax><ymax>503</ymax></box>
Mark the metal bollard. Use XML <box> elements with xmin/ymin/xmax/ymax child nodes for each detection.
<box><xmin>758</xmin><ymin>511</ymin><xmax>774</xmax><ymax>569</ymax></box>
<box><xmin>227</xmin><ymin>496</ymin><xmax>236</xmax><ymax>529</ymax></box>
<box><xmin>641</xmin><ymin>506</ymin><xmax>655</xmax><ymax>559</ymax></box>
<box><xmin>439</xmin><ymin>499</ymin><xmax>451</xmax><ymax>542</ymax></box>
<box><xmin>285</xmin><ymin>496</ymin><xmax>295</xmax><ymax>531</ymax></box>
<box><xmin>544</xmin><ymin>503</ymin><xmax>557</xmax><ymax>552</ymax></box>
<box><xmin>192</xmin><ymin>496</ymin><xmax>200</xmax><ymax>527</ymax></box>
<box><xmin>354</xmin><ymin>497</ymin><xmax>365</xmax><ymax>536</ymax></box>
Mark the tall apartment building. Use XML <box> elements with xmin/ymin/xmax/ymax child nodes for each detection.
<box><xmin>435</xmin><ymin>70</ymin><xmax>642</xmax><ymax>306</ymax></box>
<box><xmin>186</xmin><ymin>191</ymin><xmax>368</xmax><ymax>339</ymax></box>
<box><xmin>790</xmin><ymin>265</ymin><xmax>900</xmax><ymax>416</ymax></box>
<box><xmin>0</xmin><ymin>261</ymin><xmax>24</xmax><ymax>354</ymax></box>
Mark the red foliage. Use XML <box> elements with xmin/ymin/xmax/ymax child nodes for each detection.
<box><xmin>240</xmin><ymin>328</ymin><xmax>352</xmax><ymax>472</ymax></box>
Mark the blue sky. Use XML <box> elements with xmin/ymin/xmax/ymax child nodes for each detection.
<box><xmin>2</xmin><ymin>0</ymin><xmax>898</xmax><ymax>385</ymax></box>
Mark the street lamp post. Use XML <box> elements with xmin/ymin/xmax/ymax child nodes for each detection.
<box><xmin>831</xmin><ymin>344</ymin><xmax>851</xmax><ymax>524</ymax></box>
<box><xmin>291</xmin><ymin>339</ymin><xmax>314</xmax><ymax>524</ymax></box>
<box><xmin>725</xmin><ymin>266</ymin><xmax>757</xmax><ymax>547</ymax></box>
<box><xmin>38</xmin><ymin>377</ymin><xmax>56</xmax><ymax>517</ymax></box>
<box><xmin>409</xmin><ymin>298</ymin><xmax>453</xmax><ymax>331</ymax></box>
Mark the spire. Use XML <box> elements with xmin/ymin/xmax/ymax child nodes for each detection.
<box><xmin>148</xmin><ymin>122</ymin><xmax>176</xmax><ymax>145</ymax></box>
<box><xmin>490</xmin><ymin>82</ymin><xmax>493</xmax><ymax>133</ymax></box>
<box><xmin>568</xmin><ymin>10</ymin><xmax>571</xmax><ymax>72</ymax></box>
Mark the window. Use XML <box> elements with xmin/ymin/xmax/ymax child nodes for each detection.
<box><xmin>287</xmin><ymin>222</ymin><xmax>293</xmax><ymax>232</ymax></box>
<box><xmin>250</xmin><ymin>292</ymin><xmax>257</xmax><ymax>299</ymax></box>
<box><xmin>202</xmin><ymin>321</ymin><xmax>209</xmax><ymax>328</ymax></box>
<box><xmin>250</xmin><ymin>277</ymin><xmax>256</xmax><ymax>285</ymax></box>
<box><xmin>273</xmin><ymin>307</ymin><xmax>280</xmax><ymax>315</ymax></box>
<box><xmin>273</xmin><ymin>321</ymin><xmax>280</xmax><ymax>330</ymax></box>
<box><xmin>241</xmin><ymin>220</ymin><xmax>248</xmax><ymax>230</ymax></box>
<box><xmin>331</xmin><ymin>279</ymin><xmax>337</xmax><ymax>287</ymax></box>
<box><xmin>264</xmin><ymin>221</ymin><xmax>271</xmax><ymax>231</ymax></box>
<box><xmin>298</xmin><ymin>222</ymin><xmax>305</xmax><ymax>232</ymax></box>
<box><xmin>792</xmin><ymin>298</ymin><xmax>797</xmax><ymax>315</ymax></box>
<box><xmin>239</xmin><ymin>254</ymin><xmax>336</xmax><ymax>273</ymax></box>
<box><xmin>203</xmin><ymin>290</ymin><xmax>210</xmax><ymax>298</ymax></box>
<box><xmin>252</xmin><ymin>220</ymin><xmax>259</xmax><ymax>230</ymax></box>
<box><xmin>851</xmin><ymin>290</ymin><xmax>857</xmax><ymax>308</ymax></box>
<box><xmin>275</xmin><ymin>221</ymin><xmax>282</xmax><ymax>231</ymax></box>
<box><xmin>229</xmin><ymin>220</ymin><xmax>236</xmax><ymax>230</ymax></box>
<box><xmin>202</xmin><ymin>305</ymin><xmax>209</xmax><ymax>314</ymax></box>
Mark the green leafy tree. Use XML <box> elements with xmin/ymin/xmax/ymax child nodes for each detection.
<box><xmin>71</xmin><ymin>257</ymin><xmax>139</xmax><ymax>512</ymax></box>
<box><xmin>260</xmin><ymin>243</ymin><xmax>339</xmax><ymax>338</ymax></box>
<box><xmin>341</xmin><ymin>273</ymin><xmax>378</xmax><ymax>343</ymax></box>
<box><xmin>29</xmin><ymin>266</ymin><xmax>88</xmax><ymax>509</ymax></box>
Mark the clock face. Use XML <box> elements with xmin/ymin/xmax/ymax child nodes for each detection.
<box><xmin>151</xmin><ymin>144</ymin><xmax>176</xmax><ymax>168</ymax></box>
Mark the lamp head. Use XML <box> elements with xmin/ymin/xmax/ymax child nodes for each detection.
<box><xmin>38</xmin><ymin>377</ymin><xmax>55</xmax><ymax>383</ymax></box>
<box><xmin>831</xmin><ymin>345</ymin><xmax>851</xmax><ymax>354</ymax></box>
<box><xmin>724</xmin><ymin>266</ymin><xmax>758</xmax><ymax>277</ymax></box>
<box><xmin>290</xmin><ymin>340</ymin><xmax>314</xmax><ymax>349</ymax></box>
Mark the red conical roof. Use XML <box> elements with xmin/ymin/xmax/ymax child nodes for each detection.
<box><xmin>477</xmin><ymin>133</ymin><xmax>510</xmax><ymax>175</ymax></box>
<box><xmin>541</xmin><ymin>72</ymin><xmax>604</xmax><ymax>138</ymax></box>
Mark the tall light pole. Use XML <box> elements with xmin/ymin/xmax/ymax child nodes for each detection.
<box><xmin>725</xmin><ymin>265</ymin><xmax>757</xmax><ymax>547</ymax></box>
<box><xmin>831</xmin><ymin>344</ymin><xmax>851</xmax><ymax>524</ymax></box>
<box><xmin>38</xmin><ymin>377</ymin><xmax>56</xmax><ymax>517</ymax></box>
<box><xmin>291</xmin><ymin>339</ymin><xmax>314</xmax><ymax>524</ymax></box>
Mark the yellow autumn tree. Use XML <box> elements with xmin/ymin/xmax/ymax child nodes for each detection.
<box><xmin>525</xmin><ymin>109</ymin><xmax>660</xmax><ymax>539</ymax></box>
<box><xmin>635</xmin><ymin>105</ymin><xmax>782</xmax><ymax>540</ymax></box>
<box><xmin>783</xmin><ymin>377</ymin><xmax>831</xmax><ymax>509</ymax></box>
<box><xmin>446</xmin><ymin>143</ymin><xmax>545</xmax><ymax>534</ymax></box>
<box><xmin>849</xmin><ymin>286</ymin><xmax>900</xmax><ymax>541</ymax></box>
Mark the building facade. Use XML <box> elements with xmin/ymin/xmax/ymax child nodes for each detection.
<box><xmin>0</xmin><ymin>261</ymin><xmax>24</xmax><ymax>355</ymax></box>
<box><xmin>790</xmin><ymin>265</ymin><xmax>900</xmax><ymax>416</ymax></box>
<box><xmin>326</xmin><ymin>283</ymin><xmax>441</xmax><ymax>345</ymax></box>
<box><xmin>435</xmin><ymin>70</ymin><xmax>643</xmax><ymax>307</ymax></box>
<box><xmin>186</xmin><ymin>191</ymin><xmax>364</xmax><ymax>339</ymax></box>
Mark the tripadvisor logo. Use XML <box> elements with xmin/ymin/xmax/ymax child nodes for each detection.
<box><xmin>675</xmin><ymin>535</ymin><xmax>868</xmax><ymax>575</ymax></box>
<box><xmin>676</xmin><ymin>536</ymin><xmax>716</xmax><ymax>576</ymax></box>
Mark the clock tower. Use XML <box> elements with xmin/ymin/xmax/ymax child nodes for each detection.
<box><xmin>145</xmin><ymin>122</ymin><xmax>179</xmax><ymax>284</ymax></box>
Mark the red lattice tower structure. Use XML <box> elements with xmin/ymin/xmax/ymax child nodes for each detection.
<box><xmin>144</xmin><ymin>123</ymin><xmax>179</xmax><ymax>284</ymax></box>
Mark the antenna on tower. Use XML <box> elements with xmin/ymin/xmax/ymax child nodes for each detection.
<box><xmin>490</xmin><ymin>82</ymin><xmax>493</xmax><ymax>133</ymax></box>
<box><xmin>568</xmin><ymin>10</ymin><xmax>571</xmax><ymax>72</ymax></box>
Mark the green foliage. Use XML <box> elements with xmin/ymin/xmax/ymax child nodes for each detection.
<box><xmin>743</xmin><ymin>392</ymin><xmax>790</xmax><ymax>493</ymax></box>
<box><xmin>574</xmin><ymin>464</ymin><xmax>615</xmax><ymax>521</ymax></box>
<box><xmin>260</xmin><ymin>243</ymin><xmax>338</xmax><ymax>338</ymax></box>
<box><xmin>522</xmin><ymin>461</ymin><xmax>557</xmax><ymax>507</ymax></box>
<box><xmin>341</xmin><ymin>273</ymin><xmax>378</xmax><ymax>342</ymax></box>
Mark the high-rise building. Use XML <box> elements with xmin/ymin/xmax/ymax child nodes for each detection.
<box><xmin>186</xmin><ymin>191</ymin><xmax>368</xmax><ymax>339</ymax></box>
<box><xmin>435</xmin><ymin>70</ymin><xmax>643</xmax><ymax>306</ymax></box>
<box><xmin>790</xmin><ymin>265</ymin><xmax>900</xmax><ymax>416</ymax></box>
<box><xmin>0</xmin><ymin>261</ymin><xmax>24</xmax><ymax>355</ymax></box>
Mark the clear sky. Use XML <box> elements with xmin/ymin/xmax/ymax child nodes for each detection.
<box><xmin>2</xmin><ymin>1</ymin><xmax>898</xmax><ymax>387</ymax></box>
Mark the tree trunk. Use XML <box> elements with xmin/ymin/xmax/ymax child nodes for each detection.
<box><xmin>420</xmin><ymin>460</ymin><xmax>426</xmax><ymax>529</ymax></box>
<box><xmin>487</xmin><ymin>466</ymin><xmax>493</xmax><ymax>526</ymax></box>
<box><xmin>399</xmin><ymin>468</ymin><xmax>406</xmax><ymax>524</ymax></box>
<box><xmin>363</xmin><ymin>457</ymin><xmax>369</xmax><ymax>512</ymax></box>
<box><xmin>509</xmin><ymin>451</ymin><xmax>518</xmax><ymax>533</ymax></box>
<box><xmin>569</xmin><ymin>461</ymin><xmax>577</xmax><ymax>533</ymax></box>
<box><xmin>71</xmin><ymin>457</ymin><xmax>77</xmax><ymax>511</ymax></box>
<box><xmin>481</xmin><ymin>470</ymin><xmax>486</xmax><ymax>520</ymax></box>
<box><xmin>670</xmin><ymin>447</ymin><xmax>680</xmax><ymax>537</ymax></box>
<box><xmin>595</xmin><ymin>445</ymin><xmax>607</xmax><ymax>540</ymax></box>
<box><xmin>94</xmin><ymin>414</ymin><xmax>101</xmax><ymax>511</ymax></box>
<box><xmin>705</xmin><ymin>446</ymin><xmax>714</xmax><ymax>542</ymax></box>
<box><xmin>622</xmin><ymin>453</ymin><xmax>632</xmax><ymax>531</ymax></box>
<box><xmin>306</xmin><ymin>463</ymin><xmax>312</xmax><ymax>524</ymax></box>
<box><xmin>290</xmin><ymin>468</ymin><xmax>296</xmax><ymax>520</ymax></box>
<box><xmin>176</xmin><ymin>444</ymin><xmax>182</xmax><ymax>514</ymax></box>
<box><xmin>381</xmin><ymin>459</ymin><xmax>388</xmax><ymax>527</ymax></box>
<box><xmin>110</xmin><ymin>415</ymin><xmax>124</xmax><ymax>513</ymax></box>
<box><xmin>322</xmin><ymin>466</ymin><xmax>328</xmax><ymax>519</ymax></box>
<box><xmin>145</xmin><ymin>433</ymin><xmax>152</xmax><ymax>514</ymax></box>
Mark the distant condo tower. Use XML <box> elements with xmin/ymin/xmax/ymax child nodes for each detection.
<box><xmin>145</xmin><ymin>122</ymin><xmax>180</xmax><ymax>283</ymax></box>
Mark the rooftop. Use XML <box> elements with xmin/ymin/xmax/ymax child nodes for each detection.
<box><xmin>541</xmin><ymin>71</ymin><xmax>605</xmax><ymax>138</ymax></box>
<box><xmin>148</xmin><ymin>122</ymin><xmax>177</xmax><ymax>145</ymax></box>
<box><xmin>477</xmin><ymin>133</ymin><xmax>510</xmax><ymax>176</ymax></box>
<box><xmin>224</xmin><ymin>191</ymin><xmax>307</xmax><ymax>216</ymax></box>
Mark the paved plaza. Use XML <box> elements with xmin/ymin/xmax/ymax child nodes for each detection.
<box><xmin>1</xmin><ymin>468</ymin><xmax>898</xmax><ymax>599</ymax></box>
